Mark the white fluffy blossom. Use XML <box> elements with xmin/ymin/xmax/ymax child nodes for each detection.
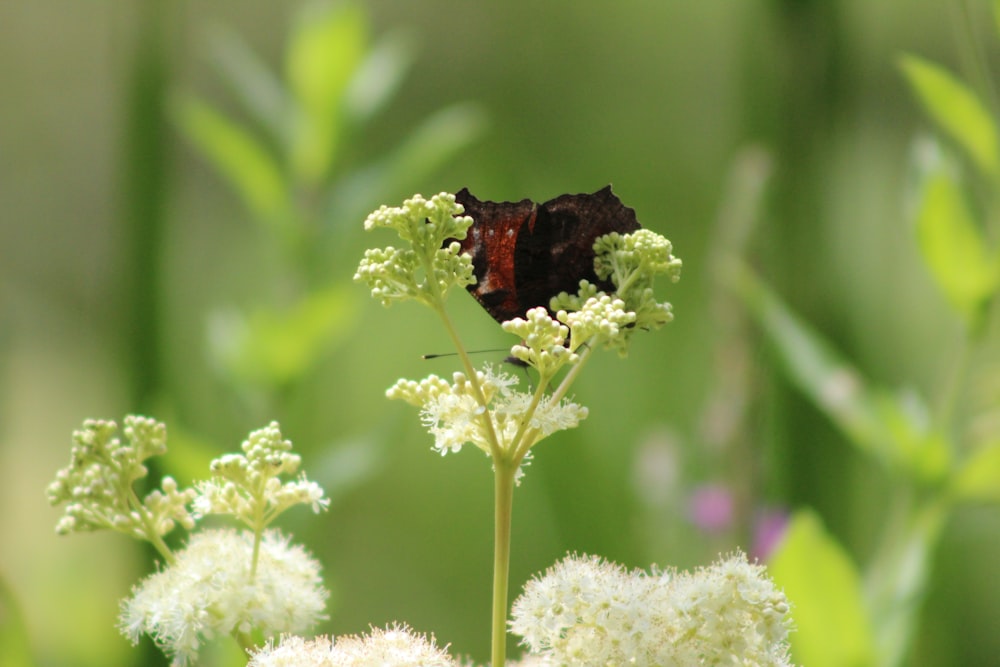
<box><xmin>387</xmin><ymin>367</ymin><xmax>588</xmax><ymax>458</ymax></box>
<box><xmin>120</xmin><ymin>529</ymin><xmax>328</xmax><ymax>666</ymax></box>
<box><xmin>249</xmin><ymin>625</ymin><xmax>454</xmax><ymax>667</ymax></box>
<box><xmin>510</xmin><ymin>552</ymin><xmax>793</xmax><ymax>666</ymax></box>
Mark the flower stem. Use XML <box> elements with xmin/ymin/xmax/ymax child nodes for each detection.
<box><xmin>491</xmin><ymin>458</ymin><xmax>517</xmax><ymax>667</ymax></box>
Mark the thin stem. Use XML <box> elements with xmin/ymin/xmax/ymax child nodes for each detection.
<box><xmin>232</xmin><ymin>628</ymin><xmax>257</xmax><ymax>658</ymax></box>
<box><xmin>863</xmin><ymin>491</ymin><xmax>947</xmax><ymax>667</ymax></box>
<box><xmin>128</xmin><ymin>489</ymin><xmax>175</xmax><ymax>565</ymax></box>
<box><xmin>491</xmin><ymin>458</ymin><xmax>518</xmax><ymax>667</ymax></box>
<box><xmin>549</xmin><ymin>338</ymin><xmax>596</xmax><ymax>405</ymax></box>
<box><xmin>508</xmin><ymin>373</ymin><xmax>553</xmax><ymax>461</ymax></box>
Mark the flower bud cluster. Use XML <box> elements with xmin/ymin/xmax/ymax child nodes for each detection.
<box><xmin>502</xmin><ymin>307</ymin><xmax>577</xmax><ymax>376</ymax></box>
<box><xmin>551</xmin><ymin>228</ymin><xmax>681</xmax><ymax>354</ymax></box>
<box><xmin>195</xmin><ymin>421</ymin><xmax>329</xmax><ymax>530</ymax></box>
<box><xmin>46</xmin><ymin>416</ymin><xmax>196</xmax><ymax>539</ymax></box>
<box><xmin>355</xmin><ymin>193</ymin><xmax>475</xmax><ymax>308</ymax></box>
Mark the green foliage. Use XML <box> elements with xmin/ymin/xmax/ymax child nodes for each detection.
<box><xmin>734</xmin><ymin>265</ymin><xmax>952</xmax><ymax>485</ymax></box>
<box><xmin>209</xmin><ymin>285</ymin><xmax>359</xmax><ymax>389</ymax></box>
<box><xmin>173</xmin><ymin>1</ymin><xmax>484</xmax><ymax>399</ymax></box>
<box><xmin>899</xmin><ymin>54</ymin><xmax>999</xmax><ymax>177</ymax></box>
<box><xmin>285</xmin><ymin>2</ymin><xmax>365</xmax><ymax>184</ymax></box>
<box><xmin>729</xmin><ymin>39</ymin><xmax>1000</xmax><ymax>665</ymax></box>
<box><xmin>769</xmin><ymin>511</ymin><xmax>876</xmax><ymax>667</ymax></box>
<box><xmin>172</xmin><ymin>94</ymin><xmax>289</xmax><ymax>225</ymax></box>
<box><xmin>899</xmin><ymin>52</ymin><xmax>1000</xmax><ymax>333</ymax></box>
<box><xmin>914</xmin><ymin>153</ymin><xmax>1000</xmax><ymax>330</ymax></box>
<box><xmin>0</xmin><ymin>576</ymin><xmax>34</xmax><ymax>667</ymax></box>
<box><xmin>952</xmin><ymin>440</ymin><xmax>1000</xmax><ymax>502</ymax></box>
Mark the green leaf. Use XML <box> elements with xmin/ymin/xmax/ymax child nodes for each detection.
<box><xmin>207</xmin><ymin>26</ymin><xmax>292</xmax><ymax>148</ymax></box>
<box><xmin>0</xmin><ymin>576</ymin><xmax>34</xmax><ymax>667</ymax></box>
<box><xmin>734</xmin><ymin>266</ymin><xmax>952</xmax><ymax>482</ymax></box>
<box><xmin>736</xmin><ymin>267</ymin><xmax>888</xmax><ymax>453</ymax></box>
<box><xmin>384</xmin><ymin>103</ymin><xmax>489</xmax><ymax>184</ymax></box>
<box><xmin>209</xmin><ymin>284</ymin><xmax>359</xmax><ymax>388</ymax></box>
<box><xmin>172</xmin><ymin>94</ymin><xmax>289</xmax><ymax>224</ymax></box>
<box><xmin>286</xmin><ymin>1</ymin><xmax>367</xmax><ymax>184</ymax></box>
<box><xmin>915</xmin><ymin>161</ymin><xmax>1000</xmax><ymax>328</ymax></box>
<box><xmin>325</xmin><ymin>102</ymin><xmax>487</xmax><ymax>231</ymax></box>
<box><xmin>343</xmin><ymin>30</ymin><xmax>415</xmax><ymax>123</ymax></box>
<box><xmin>769</xmin><ymin>510</ymin><xmax>876</xmax><ymax>667</ymax></box>
<box><xmin>952</xmin><ymin>441</ymin><xmax>1000</xmax><ymax>502</ymax></box>
<box><xmin>899</xmin><ymin>53</ymin><xmax>999</xmax><ymax>177</ymax></box>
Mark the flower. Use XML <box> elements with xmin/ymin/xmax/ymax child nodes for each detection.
<box><xmin>355</xmin><ymin>192</ymin><xmax>475</xmax><ymax>308</ymax></box>
<box><xmin>510</xmin><ymin>551</ymin><xmax>793</xmax><ymax>666</ymax></box>
<box><xmin>193</xmin><ymin>422</ymin><xmax>329</xmax><ymax>530</ymax></box>
<box><xmin>47</xmin><ymin>416</ymin><xmax>196</xmax><ymax>539</ymax></box>
<box><xmin>120</xmin><ymin>528</ymin><xmax>328</xmax><ymax>666</ymax></box>
<box><xmin>387</xmin><ymin>366</ymin><xmax>588</xmax><ymax>461</ymax></box>
<box><xmin>248</xmin><ymin>624</ymin><xmax>454</xmax><ymax>667</ymax></box>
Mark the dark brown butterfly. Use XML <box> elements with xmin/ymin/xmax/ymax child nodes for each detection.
<box><xmin>451</xmin><ymin>186</ymin><xmax>641</xmax><ymax>323</ymax></box>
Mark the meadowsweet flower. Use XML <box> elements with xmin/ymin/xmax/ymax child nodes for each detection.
<box><xmin>548</xmin><ymin>228</ymin><xmax>680</xmax><ymax>356</ymax></box>
<box><xmin>194</xmin><ymin>422</ymin><xmax>329</xmax><ymax>530</ymax></box>
<box><xmin>47</xmin><ymin>416</ymin><xmax>196</xmax><ymax>539</ymax></box>
<box><xmin>558</xmin><ymin>293</ymin><xmax>637</xmax><ymax>355</ymax></box>
<box><xmin>120</xmin><ymin>528</ymin><xmax>328</xmax><ymax>666</ymax></box>
<box><xmin>510</xmin><ymin>551</ymin><xmax>793</xmax><ymax>667</ymax></box>
<box><xmin>502</xmin><ymin>307</ymin><xmax>578</xmax><ymax>375</ymax></box>
<box><xmin>387</xmin><ymin>367</ymin><xmax>588</xmax><ymax>459</ymax></box>
<box><xmin>248</xmin><ymin>624</ymin><xmax>455</xmax><ymax>667</ymax></box>
<box><xmin>355</xmin><ymin>192</ymin><xmax>475</xmax><ymax>307</ymax></box>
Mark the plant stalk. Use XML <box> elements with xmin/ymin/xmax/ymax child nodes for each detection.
<box><xmin>491</xmin><ymin>459</ymin><xmax>517</xmax><ymax>667</ymax></box>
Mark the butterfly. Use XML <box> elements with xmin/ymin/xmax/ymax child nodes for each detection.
<box><xmin>451</xmin><ymin>186</ymin><xmax>641</xmax><ymax>323</ymax></box>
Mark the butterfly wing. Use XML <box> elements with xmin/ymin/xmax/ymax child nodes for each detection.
<box><xmin>453</xmin><ymin>186</ymin><xmax>641</xmax><ymax>323</ymax></box>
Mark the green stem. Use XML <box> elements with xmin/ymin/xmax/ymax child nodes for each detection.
<box><xmin>232</xmin><ymin>628</ymin><xmax>257</xmax><ymax>658</ymax></box>
<box><xmin>491</xmin><ymin>458</ymin><xmax>518</xmax><ymax>667</ymax></box>
<box><xmin>864</xmin><ymin>491</ymin><xmax>947</xmax><ymax>667</ymax></box>
<box><xmin>433</xmin><ymin>302</ymin><xmax>504</xmax><ymax>457</ymax></box>
<box><xmin>549</xmin><ymin>339</ymin><xmax>596</xmax><ymax>405</ymax></box>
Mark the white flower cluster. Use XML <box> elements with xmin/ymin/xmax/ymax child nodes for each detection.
<box><xmin>120</xmin><ymin>529</ymin><xmax>328</xmax><ymax>666</ymax></box>
<box><xmin>387</xmin><ymin>366</ymin><xmax>588</xmax><ymax>458</ymax></box>
<box><xmin>249</xmin><ymin>624</ymin><xmax>454</xmax><ymax>667</ymax></box>
<box><xmin>510</xmin><ymin>552</ymin><xmax>793</xmax><ymax>667</ymax></box>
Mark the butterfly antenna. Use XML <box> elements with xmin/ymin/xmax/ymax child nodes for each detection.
<box><xmin>421</xmin><ymin>348</ymin><xmax>508</xmax><ymax>360</ymax></box>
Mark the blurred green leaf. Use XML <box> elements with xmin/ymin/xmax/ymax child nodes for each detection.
<box><xmin>899</xmin><ymin>53</ymin><xmax>999</xmax><ymax>177</ymax></box>
<box><xmin>314</xmin><ymin>437</ymin><xmax>385</xmax><ymax>504</ymax></box>
<box><xmin>915</xmin><ymin>162</ymin><xmax>1000</xmax><ymax>328</ymax></box>
<box><xmin>325</xmin><ymin>102</ymin><xmax>488</xmax><ymax>230</ymax></box>
<box><xmin>734</xmin><ymin>265</ymin><xmax>952</xmax><ymax>482</ymax></box>
<box><xmin>769</xmin><ymin>510</ymin><xmax>876</xmax><ymax>667</ymax></box>
<box><xmin>385</xmin><ymin>103</ymin><xmax>489</xmax><ymax>185</ymax></box>
<box><xmin>209</xmin><ymin>284</ymin><xmax>359</xmax><ymax>388</ymax></box>
<box><xmin>343</xmin><ymin>30</ymin><xmax>415</xmax><ymax>123</ymax></box>
<box><xmin>286</xmin><ymin>1</ymin><xmax>367</xmax><ymax>185</ymax></box>
<box><xmin>172</xmin><ymin>94</ymin><xmax>289</xmax><ymax>225</ymax></box>
<box><xmin>952</xmin><ymin>441</ymin><xmax>1000</xmax><ymax>502</ymax></box>
<box><xmin>0</xmin><ymin>576</ymin><xmax>34</xmax><ymax>667</ymax></box>
<box><xmin>207</xmin><ymin>26</ymin><xmax>292</xmax><ymax>148</ymax></box>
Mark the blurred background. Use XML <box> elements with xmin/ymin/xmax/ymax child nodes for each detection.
<box><xmin>2</xmin><ymin>0</ymin><xmax>999</xmax><ymax>665</ymax></box>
